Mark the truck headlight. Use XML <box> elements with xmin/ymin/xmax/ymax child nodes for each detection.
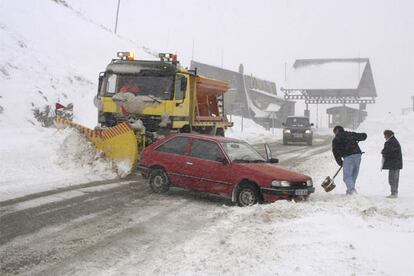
<box><xmin>306</xmin><ymin>179</ymin><xmax>313</xmax><ymax>187</ymax></box>
<box><xmin>271</xmin><ymin>180</ymin><xmax>290</xmax><ymax>187</ymax></box>
<box><xmin>305</xmin><ymin>130</ymin><xmax>312</xmax><ymax>134</ymax></box>
<box><xmin>283</xmin><ymin>129</ymin><xmax>291</xmax><ymax>134</ymax></box>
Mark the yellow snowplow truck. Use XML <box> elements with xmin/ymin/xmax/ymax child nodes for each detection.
<box><xmin>95</xmin><ymin>52</ymin><xmax>232</xmax><ymax>142</ymax></box>
<box><xmin>57</xmin><ymin>52</ymin><xmax>232</xmax><ymax>174</ymax></box>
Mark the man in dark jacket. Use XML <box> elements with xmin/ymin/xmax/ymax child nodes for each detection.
<box><xmin>332</xmin><ymin>125</ymin><xmax>367</xmax><ymax>195</ymax></box>
<box><xmin>381</xmin><ymin>130</ymin><xmax>403</xmax><ymax>198</ymax></box>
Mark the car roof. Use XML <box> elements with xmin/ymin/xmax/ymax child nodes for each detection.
<box><xmin>166</xmin><ymin>133</ymin><xmax>243</xmax><ymax>143</ymax></box>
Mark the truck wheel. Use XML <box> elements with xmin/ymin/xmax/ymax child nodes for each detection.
<box><xmin>216</xmin><ymin>128</ymin><xmax>225</xmax><ymax>137</ymax></box>
<box><xmin>236</xmin><ymin>184</ymin><xmax>260</xmax><ymax>207</ymax></box>
<box><xmin>149</xmin><ymin>168</ymin><xmax>170</xmax><ymax>193</ymax></box>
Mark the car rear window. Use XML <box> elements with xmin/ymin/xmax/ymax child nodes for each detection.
<box><xmin>155</xmin><ymin>136</ymin><xmax>189</xmax><ymax>155</ymax></box>
<box><xmin>190</xmin><ymin>140</ymin><xmax>224</xmax><ymax>162</ymax></box>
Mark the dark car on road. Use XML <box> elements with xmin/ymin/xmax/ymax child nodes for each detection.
<box><xmin>138</xmin><ymin>133</ymin><xmax>314</xmax><ymax>206</ymax></box>
<box><xmin>282</xmin><ymin>116</ymin><xmax>314</xmax><ymax>146</ymax></box>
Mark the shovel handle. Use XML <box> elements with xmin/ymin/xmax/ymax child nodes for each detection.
<box><xmin>332</xmin><ymin>166</ymin><xmax>343</xmax><ymax>179</ymax></box>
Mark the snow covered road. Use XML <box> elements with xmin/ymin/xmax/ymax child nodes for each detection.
<box><xmin>1</xmin><ymin>130</ymin><xmax>413</xmax><ymax>276</ymax></box>
<box><xmin>0</xmin><ymin>135</ymin><xmax>333</xmax><ymax>275</ymax></box>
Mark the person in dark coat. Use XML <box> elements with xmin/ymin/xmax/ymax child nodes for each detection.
<box><xmin>381</xmin><ymin>130</ymin><xmax>403</xmax><ymax>198</ymax></box>
<box><xmin>332</xmin><ymin>125</ymin><xmax>367</xmax><ymax>195</ymax></box>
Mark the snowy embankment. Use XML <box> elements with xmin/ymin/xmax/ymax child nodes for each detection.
<box><xmin>0</xmin><ymin>0</ymin><xmax>154</xmax><ymax>201</ymax></box>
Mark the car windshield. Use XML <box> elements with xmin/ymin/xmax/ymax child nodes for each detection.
<box><xmin>286</xmin><ymin>117</ymin><xmax>310</xmax><ymax>127</ymax></box>
<box><xmin>110</xmin><ymin>73</ymin><xmax>174</xmax><ymax>100</ymax></box>
<box><xmin>221</xmin><ymin>142</ymin><xmax>265</xmax><ymax>163</ymax></box>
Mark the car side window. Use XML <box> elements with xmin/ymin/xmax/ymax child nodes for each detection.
<box><xmin>190</xmin><ymin>140</ymin><xmax>224</xmax><ymax>162</ymax></box>
<box><xmin>155</xmin><ymin>136</ymin><xmax>189</xmax><ymax>155</ymax></box>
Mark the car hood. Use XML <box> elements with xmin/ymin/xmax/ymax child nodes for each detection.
<box><xmin>235</xmin><ymin>163</ymin><xmax>311</xmax><ymax>182</ymax></box>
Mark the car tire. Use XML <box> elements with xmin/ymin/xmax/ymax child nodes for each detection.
<box><xmin>236</xmin><ymin>184</ymin><xmax>260</xmax><ymax>207</ymax></box>
<box><xmin>149</xmin><ymin>168</ymin><xmax>170</xmax><ymax>193</ymax></box>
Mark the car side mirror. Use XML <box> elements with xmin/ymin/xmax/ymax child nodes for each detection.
<box><xmin>310</xmin><ymin>123</ymin><xmax>314</xmax><ymax>126</ymax></box>
<box><xmin>217</xmin><ymin>157</ymin><xmax>228</xmax><ymax>165</ymax></box>
<box><xmin>93</xmin><ymin>95</ymin><xmax>99</xmax><ymax>108</ymax></box>
<box><xmin>268</xmin><ymin>158</ymin><xmax>279</xmax><ymax>164</ymax></box>
<box><xmin>282</xmin><ymin>122</ymin><xmax>285</xmax><ymax>126</ymax></box>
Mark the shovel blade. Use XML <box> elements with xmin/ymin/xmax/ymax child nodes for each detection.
<box><xmin>321</xmin><ymin>176</ymin><xmax>336</xmax><ymax>192</ymax></box>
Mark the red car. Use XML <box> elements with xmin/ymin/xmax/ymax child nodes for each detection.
<box><xmin>138</xmin><ymin>133</ymin><xmax>314</xmax><ymax>206</ymax></box>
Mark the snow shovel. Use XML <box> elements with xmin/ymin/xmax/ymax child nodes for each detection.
<box><xmin>321</xmin><ymin>166</ymin><xmax>343</xmax><ymax>192</ymax></box>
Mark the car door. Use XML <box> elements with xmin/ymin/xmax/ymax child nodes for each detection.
<box><xmin>153</xmin><ymin>136</ymin><xmax>191</xmax><ymax>187</ymax></box>
<box><xmin>184</xmin><ymin>139</ymin><xmax>232</xmax><ymax>195</ymax></box>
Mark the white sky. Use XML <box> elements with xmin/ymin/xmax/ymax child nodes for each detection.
<box><xmin>69</xmin><ymin>0</ymin><xmax>414</xmax><ymax>119</ymax></box>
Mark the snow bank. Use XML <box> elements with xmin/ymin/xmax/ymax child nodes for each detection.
<box><xmin>225</xmin><ymin>115</ymin><xmax>281</xmax><ymax>144</ymax></box>
<box><xmin>0</xmin><ymin>127</ymin><xmax>121</xmax><ymax>201</ymax></box>
<box><xmin>161</xmin><ymin>195</ymin><xmax>413</xmax><ymax>276</ymax></box>
<box><xmin>0</xmin><ymin>0</ymin><xmax>155</xmax><ymax>201</ymax></box>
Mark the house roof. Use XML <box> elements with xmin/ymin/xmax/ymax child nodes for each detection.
<box><xmin>284</xmin><ymin>58</ymin><xmax>377</xmax><ymax>98</ymax></box>
<box><xmin>190</xmin><ymin>60</ymin><xmax>288</xmax><ymax>119</ymax></box>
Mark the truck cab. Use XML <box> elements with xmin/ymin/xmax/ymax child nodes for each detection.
<box><xmin>95</xmin><ymin>52</ymin><xmax>232</xmax><ymax>145</ymax></box>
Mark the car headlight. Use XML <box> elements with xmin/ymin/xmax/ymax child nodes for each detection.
<box><xmin>305</xmin><ymin>130</ymin><xmax>312</xmax><ymax>134</ymax></box>
<box><xmin>283</xmin><ymin>129</ymin><xmax>291</xmax><ymax>134</ymax></box>
<box><xmin>271</xmin><ymin>180</ymin><xmax>290</xmax><ymax>187</ymax></box>
<box><xmin>306</xmin><ymin>179</ymin><xmax>313</xmax><ymax>187</ymax></box>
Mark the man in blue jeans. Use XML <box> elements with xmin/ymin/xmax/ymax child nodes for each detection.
<box><xmin>332</xmin><ymin>126</ymin><xmax>367</xmax><ymax>195</ymax></box>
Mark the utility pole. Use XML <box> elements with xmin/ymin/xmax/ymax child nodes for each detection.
<box><xmin>114</xmin><ymin>0</ymin><xmax>121</xmax><ymax>34</ymax></box>
<box><xmin>316</xmin><ymin>101</ymin><xmax>319</xmax><ymax>128</ymax></box>
<box><xmin>191</xmin><ymin>39</ymin><xmax>194</xmax><ymax>60</ymax></box>
<box><xmin>221</xmin><ymin>48</ymin><xmax>224</xmax><ymax>68</ymax></box>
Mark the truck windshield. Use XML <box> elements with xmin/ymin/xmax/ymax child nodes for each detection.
<box><xmin>286</xmin><ymin>117</ymin><xmax>310</xmax><ymax>126</ymax></box>
<box><xmin>115</xmin><ymin>74</ymin><xmax>174</xmax><ymax>100</ymax></box>
<box><xmin>221</xmin><ymin>142</ymin><xmax>265</xmax><ymax>163</ymax></box>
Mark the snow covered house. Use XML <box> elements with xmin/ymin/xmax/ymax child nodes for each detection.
<box><xmin>190</xmin><ymin>61</ymin><xmax>295</xmax><ymax>128</ymax></box>
<box><xmin>282</xmin><ymin>58</ymin><xmax>377</xmax><ymax>128</ymax></box>
<box><xmin>283</xmin><ymin>58</ymin><xmax>377</xmax><ymax>99</ymax></box>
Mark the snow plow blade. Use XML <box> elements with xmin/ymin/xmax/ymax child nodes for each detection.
<box><xmin>54</xmin><ymin>117</ymin><xmax>138</xmax><ymax>173</ymax></box>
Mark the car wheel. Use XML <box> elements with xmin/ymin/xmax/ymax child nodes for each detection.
<box><xmin>149</xmin><ymin>168</ymin><xmax>170</xmax><ymax>193</ymax></box>
<box><xmin>236</xmin><ymin>184</ymin><xmax>260</xmax><ymax>207</ymax></box>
